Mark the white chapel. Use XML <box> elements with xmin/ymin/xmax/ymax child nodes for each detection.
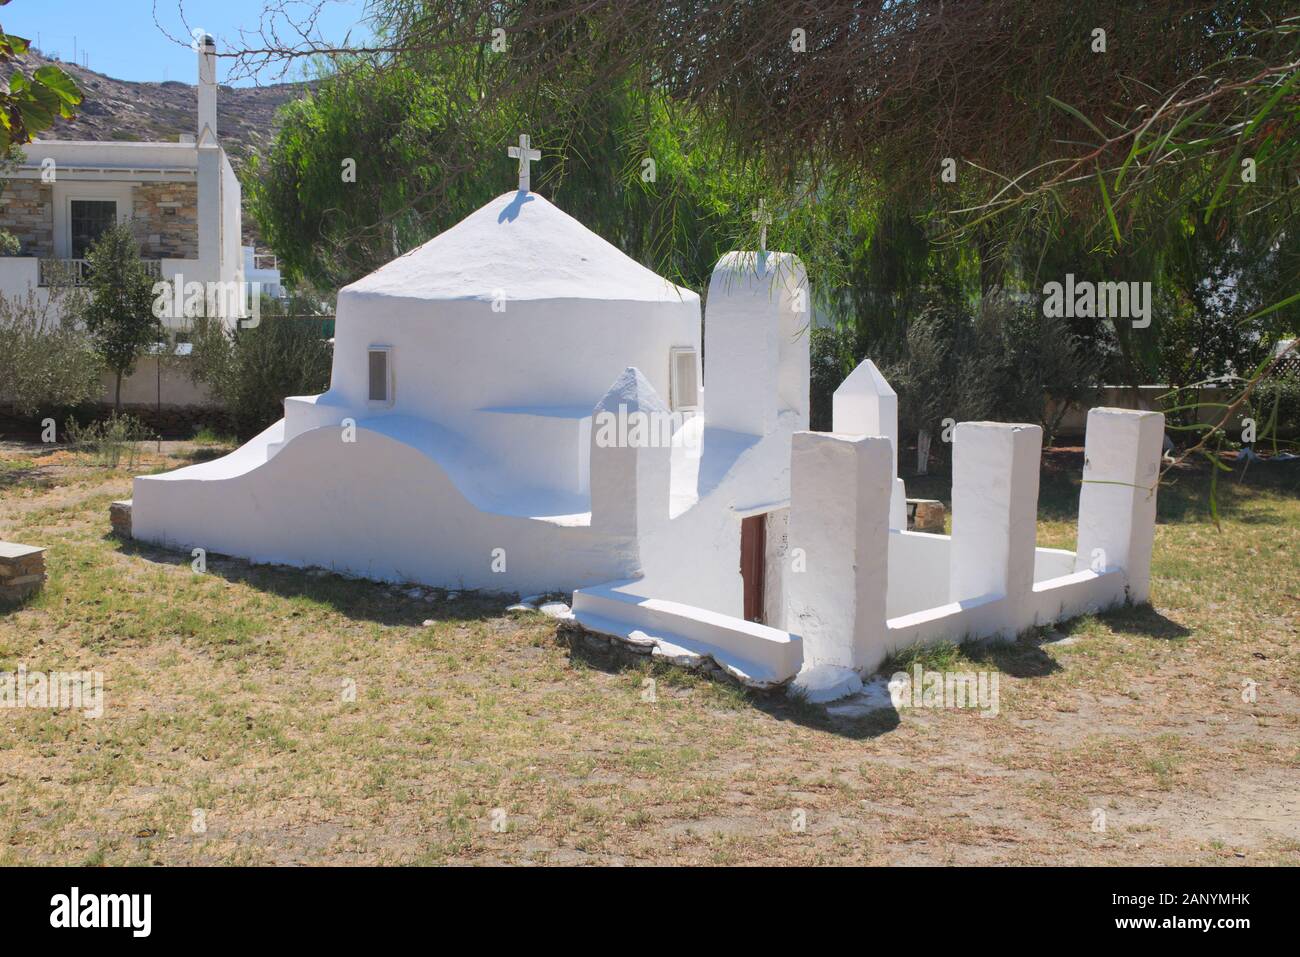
<box><xmin>130</xmin><ymin>140</ymin><xmax>1164</xmax><ymax>699</ymax></box>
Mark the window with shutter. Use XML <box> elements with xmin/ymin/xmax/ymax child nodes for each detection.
<box><xmin>368</xmin><ymin>348</ymin><xmax>391</xmax><ymax>403</ymax></box>
<box><xmin>669</xmin><ymin>347</ymin><xmax>699</xmax><ymax>411</ymax></box>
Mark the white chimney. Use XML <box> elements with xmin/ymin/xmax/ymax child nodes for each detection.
<box><xmin>197</xmin><ymin>34</ymin><xmax>217</xmax><ymax>142</ymax></box>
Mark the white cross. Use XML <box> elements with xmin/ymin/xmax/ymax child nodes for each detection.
<box><xmin>507</xmin><ymin>133</ymin><xmax>541</xmax><ymax>193</ymax></box>
<box><xmin>752</xmin><ymin>199</ymin><xmax>773</xmax><ymax>252</ymax></box>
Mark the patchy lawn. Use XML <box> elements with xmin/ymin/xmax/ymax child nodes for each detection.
<box><xmin>0</xmin><ymin>439</ymin><xmax>1297</xmax><ymax>865</ymax></box>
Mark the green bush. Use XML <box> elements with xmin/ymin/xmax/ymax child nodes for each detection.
<box><xmin>1250</xmin><ymin>375</ymin><xmax>1300</xmax><ymax>445</ymax></box>
<box><xmin>63</xmin><ymin>412</ymin><xmax>154</xmax><ymax>469</ymax></box>
<box><xmin>0</xmin><ymin>285</ymin><xmax>103</xmax><ymax>415</ymax></box>
<box><xmin>188</xmin><ymin>315</ymin><xmax>332</xmax><ymax>439</ymax></box>
<box><xmin>810</xmin><ymin>292</ymin><xmax>1108</xmax><ymax>468</ymax></box>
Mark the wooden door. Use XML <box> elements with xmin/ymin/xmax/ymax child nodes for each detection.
<box><xmin>740</xmin><ymin>514</ymin><xmax>766</xmax><ymax>623</ymax></box>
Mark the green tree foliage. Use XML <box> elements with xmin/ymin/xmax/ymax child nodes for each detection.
<box><xmin>240</xmin><ymin>0</ymin><xmax>1295</xmax><ymax>466</ymax></box>
<box><xmin>247</xmin><ymin>56</ymin><xmax>842</xmax><ymax>293</ymax></box>
<box><xmin>81</xmin><ymin>223</ymin><xmax>162</xmax><ymax>410</ymax></box>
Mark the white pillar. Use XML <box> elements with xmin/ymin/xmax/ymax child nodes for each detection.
<box><xmin>196</xmin><ymin>144</ymin><xmax>221</xmax><ymax>284</ymax></box>
<box><xmin>949</xmin><ymin>423</ymin><xmax>1042</xmax><ymax>606</ymax></box>
<box><xmin>589</xmin><ymin>367</ymin><xmax>672</xmax><ymax>543</ymax></box>
<box><xmin>787</xmin><ymin>432</ymin><xmax>892</xmax><ymax>698</ymax></box>
<box><xmin>197</xmin><ymin>34</ymin><xmax>217</xmax><ymax>141</ymax></box>
<box><xmin>1075</xmin><ymin>408</ymin><xmax>1164</xmax><ymax>603</ymax></box>
<box><xmin>703</xmin><ymin>251</ymin><xmax>809</xmax><ymax>435</ymax></box>
<box><xmin>833</xmin><ymin>357</ymin><xmax>907</xmax><ymax>529</ymax></box>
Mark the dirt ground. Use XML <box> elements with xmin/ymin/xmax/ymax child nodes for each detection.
<box><xmin>0</xmin><ymin>438</ymin><xmax>1297</xmax><ymax>865</ymax></box>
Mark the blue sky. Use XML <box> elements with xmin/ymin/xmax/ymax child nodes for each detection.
<box><xmin>5</xmin><ymin>0</ymin><xmax>372</xmax><ymax>85</ymax></box>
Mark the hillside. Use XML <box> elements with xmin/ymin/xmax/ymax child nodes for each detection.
<box><xmin>14</xmin><ymin>50</ymin><xmax>308</xmax><ymax>246</ymax></box>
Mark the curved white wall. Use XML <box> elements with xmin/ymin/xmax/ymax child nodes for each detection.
<box><xmin>320</xmin><ymin>293</ymin><xmax>700</xmax><ymax>494</ymax></box>
<box><xmin>330</xmin><ymin>293</ymin><xmax>700</xmax><ymax>422</ymax></box>
<box><xmin>133</xmin><ymin>423</ymin><xmax>638</xmax><ymax>592</ymax></box>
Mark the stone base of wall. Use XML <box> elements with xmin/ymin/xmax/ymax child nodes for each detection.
<box><xmin>0</xmin><ymin>404</ymin><xmax>235</xmax><ymax>440</ymax></box>
<box><xmin>0</xmin><ymin>541</ymin><xmax>46</xmax><ymax>603</ymax></box>
<box><xmin>115</xmin><ymin>404</ymin><xmax>237</xmax><ymax>438</ymax></box>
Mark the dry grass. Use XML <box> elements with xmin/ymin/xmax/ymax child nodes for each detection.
<box><xmin>0</xmin><ymin>439</ymin><xmax>1297</xmax><ymax>865</ymax></box>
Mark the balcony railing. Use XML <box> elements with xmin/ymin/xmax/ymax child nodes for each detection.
<box><xmin>38</xmin><ymin>258</ymin><xmax>163</xmax><ymax>287</ymax></box>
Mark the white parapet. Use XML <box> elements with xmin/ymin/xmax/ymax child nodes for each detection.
<box><xmin>949</xmin><ymin>423</ymin><xmax>1043</xmax><ymax>624</ymax></box>
<box><xmin>1074</xmin><ymin>407</ymin><xmax>1165</xmax><ymax>603</ymax></box>
<box><xmin>787</xmin><ymin>432</ymin><xmax>893</xmax><ymax>686</ymax></box>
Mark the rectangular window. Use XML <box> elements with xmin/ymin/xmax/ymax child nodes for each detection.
<box><xmin>669</xmin><ymin>347</ymin><xmax>699</xmax><ymax>411</ymax></box>
<box><xmin>70</xmin><ymin>200</ymin><xmax>118</xmax><ymax>258</ymax></box>
<box><xmin>368</xmin><ymin>348</ymin><xmax>390</xmax><ymax>403</ymax></box>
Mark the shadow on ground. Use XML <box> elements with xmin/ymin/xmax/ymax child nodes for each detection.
<box><xmin>561</xmin><ymin>625</ymin><xmax>901</xmax><ymax>740</ymax></box>
<box><xmin>1097</xmin><ymin>603</ymin><xmax>1192</xmax><ymax>640</ymax></box>
<box><xmin>111</xmin><ymin>535</ymin><xmax>509</xmax><ymax>628</ymax></box>
<box><xmin>962</xmin><ymin>636</ymin><xmax>1063</xmax><ymax>677</ymax></box>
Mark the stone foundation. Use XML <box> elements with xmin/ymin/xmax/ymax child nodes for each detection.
<box><xmin>0</xmin><ymin>404</ymin><xmax>234</xmax><ymax>440</ymax></box>
<box><xmin>555</xmin><ymin>618</ymin><xmax>781</xmax><ymax>692</ymax></box>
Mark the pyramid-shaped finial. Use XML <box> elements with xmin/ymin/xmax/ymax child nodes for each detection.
<box><xmin>593</xmin><ymin>366</ymin><xmax>669</xmax><ymax>417</ymax></box>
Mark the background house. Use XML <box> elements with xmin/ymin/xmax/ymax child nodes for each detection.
<box><xmin>0</xmin><ymin>36</ymin><xmax>271</xmax><ymax>328</ymax></box>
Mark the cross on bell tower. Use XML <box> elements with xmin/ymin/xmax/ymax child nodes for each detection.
<box><xmin>752</xmin><ymin>198</ymin><xmax>773</xmax><ymax>253</ymax></box>
<box><xmin>508</xmin><ymin>133</ymin><xmax>541</xmax><ymax>193</ymax></box>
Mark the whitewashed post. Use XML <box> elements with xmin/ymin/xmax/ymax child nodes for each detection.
<box><xmin>787</xmin><ymin>432</ymin><xmax>893</xmax><ymax>701</ymax></box>
<box><xmin>1075</xmin><ymin>408</ymin><xmax>1164</xmax><ymax>603</ymax></box>
<box><xmin>588</xmin><ymin>367</ymin><xmax>672</xmax><ymax>545</ymax></box>
<box><xmin>949</xmin><ymin>423</ymin><xmax>1042</xmax><ymax>624</ymax></box>
<box><xmin>833</xmin><ymin>358</ymin><xmax>908</xmax><ymax>529</ymax></box>
<box><xmin>704</xmin><ymin>251</ymin><xmax>809</xmax><ymax>435</ymax></box>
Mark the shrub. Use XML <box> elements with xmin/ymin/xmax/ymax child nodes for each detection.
<box><xmin>63</xmin><ymin>412</ymin><xmax>154</xmax><ymax>469</ymax></box>
<box><xmin>809</xmin><ymin>291</ymin><xmax>1107</xmax><ymax>472</ymax></box>
<box><xmin>809</xmin><ymin>326</ymin><xmax>858</xmax><ymax>431</ymax></box>
<box><xmin>188</xmin><ymin>315</ymin><xmax>332</xmax><ymax>438</ymax></box>
<box><xmin>0</xmin><ymin>284</ymin><xmax>103</xmax><ymax>415</ymax></box>
<box><xmin>1249</xmin><ymin>370</ymin><xmax>1300</xmax><ymax>446</ymax></box>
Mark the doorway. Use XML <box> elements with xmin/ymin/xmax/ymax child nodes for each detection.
<box><xmin>740</xmin><ymin>514</ymin><xmax>766</xmax><ymax>623</ymax></box>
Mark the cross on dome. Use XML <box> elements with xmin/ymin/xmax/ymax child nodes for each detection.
<box><xmin>507</xmin><ymin>133</ymin><xmax>542</xmax><ymax>193</ymax></box>
<box><xmin>752</xmin><ymin>199</ymin><xmax>773</xmax><ymax>252</ymax></box>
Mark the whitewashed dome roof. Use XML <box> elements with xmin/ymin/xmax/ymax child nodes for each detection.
<box><xmin>341</xmin><ymin>191</ymin><xmax>697</xmax><ymax>305</ymax></box>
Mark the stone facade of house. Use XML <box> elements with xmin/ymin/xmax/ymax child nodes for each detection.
<box><xmin>131</xmin><ymin>182</ymin><xmax>199</xmax><ymax>260</ymax></box>
<box><xmin>2</xmin><ymin>180</ymin><xmax>54</xmax><ymax>257</ymax></box>
<box><xmin>0</xmin><ymin>180</ymin><xmax>199</xmax><ymax>260</ymax></box>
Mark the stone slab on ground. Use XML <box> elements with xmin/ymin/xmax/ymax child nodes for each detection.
<box><xmin>906</xmin><ymin>498</ymin><xmax>946</xmax><ymax>533</ymax></box>
<box><xmin>110</xmin><ymin>499</ymin><xmax>133</xmax><ymax>539</ymax></box>
<box><xmin>0</xmin><ymin>540</ymin><xmax>46</xmax><ymax>602</ymax></box>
